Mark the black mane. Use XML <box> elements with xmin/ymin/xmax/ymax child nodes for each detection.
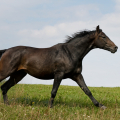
<box><xmin>65</xmin><ymin>30</ymin><xmax>95</xmax><ymax>43</ymax></box>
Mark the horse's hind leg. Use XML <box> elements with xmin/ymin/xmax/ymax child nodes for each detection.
<box><xmin>1</xmin><ymin>70</ymin><xmax>27</xmax><ymax>104</ymax></box>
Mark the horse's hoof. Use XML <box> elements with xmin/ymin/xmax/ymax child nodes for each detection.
<box><xmin>100</xmin><ymin>105</ymin><xmax>107</xmax><ymax>110</ymax></box>
<box><xmin>4</xmin><ymin>102</ymin><xmax>9</xmax><ymax>105</ymax></box>
<box><xmin>48</xmin><ymin>103</ymin><xmax>53</xmax><ymax>108</ymax></box>
<box><xmin>4</xmin><ymin>101</ymin><xmax>9</xmax><ymax>105</ymax></box>
<box><xmin>98</xmin><ymin>103</ymin><xmax>107</xmax><ymax>110</ymax></box>
<box><xmin>49</xmin><ymin>98</ymin><xmax>54</xmax><ymax>108</ymax></box>
<box><xmin>49</xmin><ymin>105</ymin><xmax>53</xmax><ymax>108</ymax></box>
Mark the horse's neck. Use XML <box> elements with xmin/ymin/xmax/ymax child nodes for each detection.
<box><xmin>67</xmin><ymin>37</ymin><xmax>94</xmax><ymax>60</ymax></box>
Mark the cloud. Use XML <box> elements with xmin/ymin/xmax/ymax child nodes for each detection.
<box><xmin>17</xmin><ymin>21</ymin><xmax>96</xmax><ymax>48</ymax></box>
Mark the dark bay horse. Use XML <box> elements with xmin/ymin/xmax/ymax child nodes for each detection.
<box><xmin>0</xmin><ymin>25</ymin><xmax>118</xmax><ymax>109</ymax></box>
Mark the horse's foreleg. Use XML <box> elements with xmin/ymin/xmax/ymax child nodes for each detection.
<box><xmin>49</xmin><ymin>72</ymin><xmax>63</xmax><ymax>108</ymax></box>
<box><xmin>1</xmin><ymin>70</ymin><xmax>27</xmax><ymax>104</ymax></box>
<box><xmin>72</xmin><ymin>74</ymin><xmax>106</xmax><ymax>110</ymax></box>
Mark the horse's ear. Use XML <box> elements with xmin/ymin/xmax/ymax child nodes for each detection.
<box><xmin>96</xmin><ymin>25</ymin><xmax>100</xmax><ymax>33</ymax></box>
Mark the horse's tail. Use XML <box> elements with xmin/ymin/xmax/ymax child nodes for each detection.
<box><xmin>0</xmin><ymin>49</ymin><xmax>7</xmax><ymax>58</ymax></box>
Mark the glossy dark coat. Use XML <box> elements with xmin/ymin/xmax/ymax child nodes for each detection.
<box><xmin>0</xmin><ymin>26</ymin><xmax>118</xmax><ymax>109</ymax></box>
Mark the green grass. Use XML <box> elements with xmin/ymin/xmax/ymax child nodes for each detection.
<box><xmin>0</xmin><ymin>83</ymin><xmax>120</xmax><ymax>120</ymax></box>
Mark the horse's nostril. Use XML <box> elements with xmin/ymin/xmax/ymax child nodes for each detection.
<box><xmin>115</xmin><ymin>46</ymin><xmax>118</xmax><ymax>50</ymax></box>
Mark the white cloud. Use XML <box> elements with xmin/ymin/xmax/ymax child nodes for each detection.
<box><xmin>17</xmin><ymin>21</ymin><xmax>95</xmax><ymax>48</ymax></box>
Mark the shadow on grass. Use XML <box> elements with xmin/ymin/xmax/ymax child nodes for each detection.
<box><xmin>6</xmin><ymin>95</ymin><xmax>118</xmax><ymax>109</ymax></box>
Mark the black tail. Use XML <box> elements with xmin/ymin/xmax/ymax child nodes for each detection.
<box><xmin>0</xmin><ymin>49</ymin><xmax>7</xmax><ymax>58</ymax></box>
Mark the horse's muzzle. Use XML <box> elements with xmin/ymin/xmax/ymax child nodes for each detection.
<box><xmin>111</xmin><ymin>46</ymin><xmax>118</xmax><ymax>53</ymax></box>
<box><xmin>104</xmin><ymin>45</ymin><xmax>118</xmax><ymax>53</ymax></box>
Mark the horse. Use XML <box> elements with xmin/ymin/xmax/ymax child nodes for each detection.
<box><xmin>0</xmin><ymin>25</ymin><xmax>118</xmax><ymax>109</ymax></box>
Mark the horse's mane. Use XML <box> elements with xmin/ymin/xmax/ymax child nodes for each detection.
<box><xmin>65</xmin><ymin>30</ymin><xmax>95</xmax><ymax>43</ymax></box>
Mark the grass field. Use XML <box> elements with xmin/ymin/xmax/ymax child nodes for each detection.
<box><xmin>0</xmin><ymin>83</ymin><xmax>120</xmax><ymax>120</ymax></box>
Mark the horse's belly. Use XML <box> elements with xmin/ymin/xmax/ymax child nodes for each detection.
<box><xmin>34</xmin><ymin>73</ymin><xmax>54</xmax><ymax>80</ymax></box>
<box><xmin>26</xmin><ymin>68</ymin><xmax>54</xmax><ymax>80</ymax></box>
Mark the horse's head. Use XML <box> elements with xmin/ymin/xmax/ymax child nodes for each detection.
<box><xmin>94</xmin><ymin>25</ymin><xmax>118</xmax><ymax>53</ymax></box>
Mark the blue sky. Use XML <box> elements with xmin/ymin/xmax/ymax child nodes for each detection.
<box><xmin>0</xmin><ymin>0</ymin><xmax>120</xmax><ymax>87</ymax></box>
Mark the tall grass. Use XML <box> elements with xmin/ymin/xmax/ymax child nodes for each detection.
<box><xmin>0</xmin><ymin>83</ymin><xmax>120</xmax><ymax>120</ymax></box>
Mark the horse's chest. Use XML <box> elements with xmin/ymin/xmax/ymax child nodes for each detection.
<box><xmin>73</xmin><ymin>62</ymin><xmax>82</xmax><ymax>74</ymax></box>
<box><xmin>74</xmin><ymin>67</ymin><xmax>82</xmax><ymax>74</ymax></box>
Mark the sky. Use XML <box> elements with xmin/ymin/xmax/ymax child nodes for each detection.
<box><xmin>0</xmin><ymin>0</ymin><xmax>120</xmax><ymax>87</ymax></box>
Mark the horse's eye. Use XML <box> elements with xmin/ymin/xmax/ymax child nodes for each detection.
<box><xmin>102</xmin><ymin>36</ymin><xmax>106</xmax><ymax>38</ymax></box>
